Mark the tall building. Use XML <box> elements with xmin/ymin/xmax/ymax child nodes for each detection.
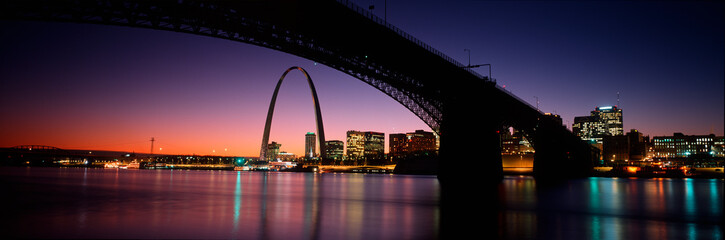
<box><xmin>346</xmin><ymin>131</ymin><xmax>366</xmax><ymax>159</ymax></box>
<box><xmin>346</xmin><ymin>130</ymin><xmax>385</xmax><ymax>160</ymax></box>
<box><xmin>266</xmin><ymin>141</ymin><xmax>281</xmax><ymax>161</ymax></box>
<box><xmin>389</xmin><ymin>130</ymin><xmax>437</xmax><ymax>160</ymax></box>
<box><xmin>652</xmin><ymin>133</ymin><xmax>722</xmax><ymax>159</ymax></box>
<box><xmin>324</xmin><ymin>140</ymin><xmax>344</xmax><ymax>160</ymax></box>
<box><xmin>305</xmin><ymin>132</ymin><xmax>316</xmax><ymax>158</ymax></box>
<box><xmin>573</xmin><ymin>106</ymin><xmax>623</xmax><ymax>144</ymax></box>
<box><xmin>596</xmin><ymin>106</ymin><xmax>623</xmax><ymax>136</ymax></box>
<box><xmin>602</xmin><ymin>129</ymin><xmax>649</xmax><ymax>162</ymax></box>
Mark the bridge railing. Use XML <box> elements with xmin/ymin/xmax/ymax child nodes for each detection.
<box><xmin>336</xmin><ymin>0</ymin><xmax>487</xmax><ymax>81</ymax></box>
<box><xmin>495</xmin><ymin>85</ymin><xmax>544</xmax><ymax>115</ymax></box>
<box><xmin>337</xmin><ymin>0</ymin><xmax>544</xmax><ymax>116</ymax></box>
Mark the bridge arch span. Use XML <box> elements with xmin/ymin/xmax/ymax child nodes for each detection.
<box><xmin>1</xmin><ymin>0</ymin><xmax>595</xmax><ymax>180</ymax></box>
<box><xmin>0</xmin><ymin>0</ymin><xmax>456</xmax><ymax>134</ymax></box>
<box><xmin>260</xmin><ymin>67</ymin><xmax>325</xmax><ymax>161</ymax></box>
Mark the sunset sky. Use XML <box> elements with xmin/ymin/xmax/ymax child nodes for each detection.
<box><xmin>1</xmin><ymin>0</ymin><xmax>723</xmax><ymax>157</ymax></box>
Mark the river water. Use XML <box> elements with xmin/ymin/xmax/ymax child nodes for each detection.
<box><xmin>0</xmin><ymin>167</ymin><xmax>722</xmax><ymax>239</ymax></box>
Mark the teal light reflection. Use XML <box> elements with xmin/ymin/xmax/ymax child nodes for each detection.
<box><xmin>684</xmin><ymin>178</ymin><xmax>695</xmax><ymax>218</ymax></box>
<box><xmin>687</xmin><ymin>223</ymin><xmax>697</xmax><ymax>240</ymax></box>
<box><xmin>589</xmin><ymin>177</ymin><xmax>600</xmax><ymax>210</ymax></box>
<box><xmin>711</xmin><ymin>179</ymin><xmax>721</xmax><ymax>217</ymax></box>
<box><xmin>590</xmin><ymin>216</ymin><xmax>601</xmax><ymax>240</ymax></box>
<box><xmin>233</xmin><ymin>171</ymin><xmax>242</xmax><ymax>234</ymax></box>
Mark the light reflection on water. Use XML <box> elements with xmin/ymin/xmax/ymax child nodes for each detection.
<box><xmin>1</xmin><ymin>167</ymin><xmax>440</xmax><ymax>239</ymax></box>
<box><xmin>495</xmin><ymin>176</ymin><xmax>723</xmax><ymax>240</ymax></box>
<box><xmin>0</xmin><ymin>167</ymin><xmax>722</xmax><ymax>239</ymax></box>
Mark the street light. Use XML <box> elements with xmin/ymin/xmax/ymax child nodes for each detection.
<box><xmin>462</xmin><ymin>49</ymin><xmax>493</xmax><ymax>82</ymax></box>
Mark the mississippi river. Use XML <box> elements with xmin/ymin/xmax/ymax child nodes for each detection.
<box><xmin>0</xmin><ymin>167</ymin><xmax>721</xmax><ymax>239</ymax></box>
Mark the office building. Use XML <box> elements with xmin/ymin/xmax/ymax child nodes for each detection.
<box><xmin>501</xmin><ymin>128</ymin><xmax>534</xmax><ymax>154</ymax></box>
<box><xmin>389</xmin><ymin>133</ymin><xmax>407</xmax><ymax>159</ymax></box>
<box><xmin>602</xmin><ymin>129</ymin><xmax>649</xmax><ymax>162</ymax></box>
<box><xmin>389</xmin><ymin>130</ymin><xmax>437</xmax><ymax>160</ymax></box>
<box><xmin>266</xmin><ymin>141</ymin><xmax>281</xmax><ymax>161</ymax></box>
<box><xmin>652</xmin><ymin>133</ymin><xmax>722</xmax><ymax>159</ymax></box>
<box><xmin>346</xmin><ymin>130</ymin><xmax>385</xmax><ymax>160</ymax></box>
<box><xmin>305</xmin><ymin>132</ymin><xmax>316</xmax><ymax>158</ymax></box>
<box><xmin>325</xmin><ymin>140</ymin><xmax>344</xmax><ymax>160</ymax></box>
<box><xmin>573</xmin><ymin>106</ymin><xmax>623</xmax><ymax>144</ymax></box>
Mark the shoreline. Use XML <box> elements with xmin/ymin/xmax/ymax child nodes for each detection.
<box><xmin>2</xmin><ymin>165</ymin><xmax>722</xmax><ymax>179</ymax></box>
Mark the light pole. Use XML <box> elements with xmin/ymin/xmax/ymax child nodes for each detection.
<box><xmin>465</xmin><ymin>63</ymin><xmax>492</xmax><ymax>82</ymax></box>
<box><xmin>462</xmin><ymin>49</ymin><xmax>492</xmax><ymax>82</ymax></box>
<box><xmin>464</xmin><ymin>49</ymin><xmax>471</xmax><ymax>67</ymax></box>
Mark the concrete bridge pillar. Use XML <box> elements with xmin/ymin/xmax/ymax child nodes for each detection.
<box><xmin>437</xmin><ymin>81</ymin><xmax>503</xmax><ymax>239</ymax></box>
<box><xmin>437</xmin><ymin>80</ymin><xmax>503</xmax><ymax>185</ymax></box>
<box><xmin>532</xmin><ymin>118</ymin><xmax>594</xmax><ymax>179</ymax></box>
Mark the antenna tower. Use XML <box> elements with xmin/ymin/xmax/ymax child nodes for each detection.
<box><xmin>150</xmin><ymin>137</ymin><xmax>155</xmax><ymax>155</ymax></box>
<box><xmin>617</xmin><ymin>92</ymin><xmax>620</xmax><ymax>107</ymax></box>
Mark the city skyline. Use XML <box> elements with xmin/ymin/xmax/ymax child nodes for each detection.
<box><xmin>1</xmin><ymin>0</ymin><xmax>723</xmax><ymax>156</ymax></box>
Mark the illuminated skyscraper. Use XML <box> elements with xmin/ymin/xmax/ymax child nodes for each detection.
<box><xmin>305</xmin><ymin>132</ymin><xmax>316</xmax><ymax>158</ymax></box>
<box><xmin>572</xmin><ymin>106</ymin><xmax>623</xmax><ymax>144</ymax></box>
<box><xmin>595</xmin><ymin>106</ymin><xmax>623</xmax><ymax>136</ymax></box>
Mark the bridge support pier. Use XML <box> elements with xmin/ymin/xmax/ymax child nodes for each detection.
<box><xmin>532</xmin><ymin>118</ymin><xmax>594</xmax><ymax>179</ymax></box>
<box><xmin>437</xmin><ymin>81</ymin><xmax>503</xmax><ymax>239</ymax></box>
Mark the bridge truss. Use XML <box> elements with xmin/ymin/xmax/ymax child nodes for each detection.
<box><xmin>1</xmin><ymin>0</ymin><xmax>499</xmax><ymax>134</ymax></box>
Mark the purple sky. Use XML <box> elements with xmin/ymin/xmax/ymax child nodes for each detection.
<box><xmin>1</xmin><ymin>0</ymin><xmax>723</xmax><ymax>156</ymax></box>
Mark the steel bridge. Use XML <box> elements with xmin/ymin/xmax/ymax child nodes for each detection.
<box><xmin>1</xmin><ymin>1</ymin><xmax>600</xmax><ymax>236</ymax></box>
<box><xmin>1</xmin><ymin>0</ymin><xmax>595</xmax><ymax>178</ymax></box>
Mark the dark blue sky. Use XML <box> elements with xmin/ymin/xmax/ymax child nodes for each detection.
<box><xmin>1</xmin><ymin>0</ymin><xmax>723</xmax><ymax>155</ymax></box>
<box><xmin>371</xmin><ymin>0</ymin><xmax>724</xmax><ymax>135</ymax></box>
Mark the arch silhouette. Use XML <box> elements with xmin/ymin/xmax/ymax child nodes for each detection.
<box><xmin>260</xmin><ymin>66</ymin><xmax>326</xmax><ymax>161</ymax></box>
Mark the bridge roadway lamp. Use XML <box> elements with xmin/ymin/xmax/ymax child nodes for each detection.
<box><xmin>463</xmin><ymin>63</ymin><xmax>492</xmax><ymax>82</ymax></box>
<box><xmin>462</xmin><ymin>49</ymin><xmax>492</xmax><ymax>82</ymax></box>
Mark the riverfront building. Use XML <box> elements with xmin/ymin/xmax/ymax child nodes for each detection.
<box><xmin>602</xmin><ymin>129</ymin><xmax>649</xmax><ymax>162</ymax></box>
<box><xmin>652</xmin><ymin>133</ymin><xmax>724</xmax><ymax>159</ymax></box>
<box><xmin>389</xmin><ymin>130</ymin><xmax>437</xmax><ymax>161</ymax></box>
<box><xmin>305</xmin><ymin>132</ymin><xmax>316</xmax><ymax>159</ymax></box>
<box><xmin>266</xmin><ymin>141</ymin><xmax>282</xmax><ymax>161</ymax></box>
<box><xmin>389</xmin><ymin>133</ymin><xmax>406</xmax><ymax>159</ymax></box>
<box><xmin>346</xmin><ymin>131</ymin><xmax>385</xmax><ymax>161</ymax></box>
<box><xmin>277</xmin><ymin>152</ymin><xmax>296</xmax><ymax>161</ymax></box>
<box><xmin>324</xmin><ymin>140</ymin><xmax>344</xmax><ymax>160</ymax></box>
<box><xmin>573</xmin><ymin>106</ymin><xmax>623</xmax><ymax>145</ymax></box>
<box><xmin>501</xmin><ymin>128</ymin><xmax>534</xmax><ymax>154</ymax></box>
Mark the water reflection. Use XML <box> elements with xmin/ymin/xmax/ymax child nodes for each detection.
<box><xmin>1</xmin><ymin>168</ymin><xmax>440</xmax><ymax>239</ymax></box>
<box><xmin>0</xmin><ymin>167</ymin><xmax>722</xmax><ymax>240</ymax></box>
<box><xmin>507</xmin><ymin>176</ymin><xmax>724</xmax><ymax>240</ymax></box>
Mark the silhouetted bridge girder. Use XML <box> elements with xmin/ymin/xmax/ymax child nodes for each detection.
<box><xmin>1</xmin><ymin>0</ymin><xmax>595</xmax><ymax>179</ymax></box>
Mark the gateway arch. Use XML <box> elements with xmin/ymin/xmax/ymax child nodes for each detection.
<box><xmin>260</xmin><ymin>67</ymin><xmax>326</xmax><ymax>161</ymax></box>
